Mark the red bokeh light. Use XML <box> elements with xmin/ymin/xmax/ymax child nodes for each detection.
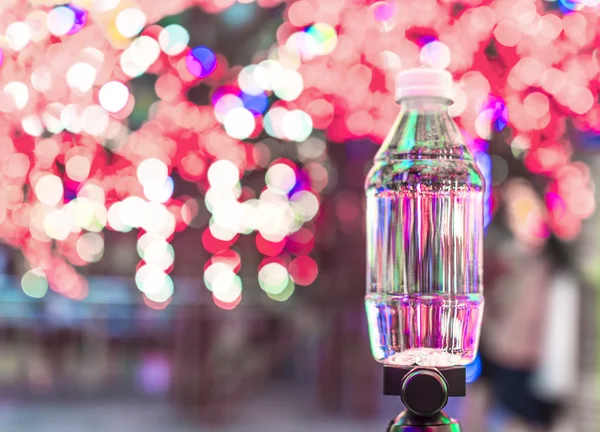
<box><xmin>288</xmin><ymin>256</ymin><xmax>318</xmax><ymax>286</ymax></box>
<box><xmin>202</xmin><ymin>227</ymin><xmax>238</xmax><ymax>254</ymax></box>
<box><xmin>213</xmin><ymin>293</ymin><xmax>243</xmax><ymax>310</ymax></box>
<box><xmin>256</xmin><ymin>233</ymin><xmax>287</xmax><ymax>257</ymax></box>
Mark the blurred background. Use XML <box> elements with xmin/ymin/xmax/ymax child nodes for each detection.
<box><xmin>0</xmin><ymin>0</ymin><xmax>597</xmax><ymax>431</ymax></box>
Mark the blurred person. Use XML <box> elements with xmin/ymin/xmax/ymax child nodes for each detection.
<box><xmin>465</xmin><ymin>178</ymin><xmax>580</xmax><ymax>432</ymax></box>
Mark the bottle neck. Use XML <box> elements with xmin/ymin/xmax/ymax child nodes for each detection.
<box><xmin>375</xmin><ymin>96</ymin><xmax>469</xmax><ymax>161</ymax></box>
<box><xmin>400</xmin><ymin>97</ymin><xmax>451</xmax><ymax>112</ymax></box>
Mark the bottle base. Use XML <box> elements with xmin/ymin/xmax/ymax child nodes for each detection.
<box><xmin>379</xmin><ymin>348</ymin><xmax>472</xmax><ymax>367</ymax></box>
<box><xmin>366</xmin><ymin>293</ymin><xmax>483</xmax><ymax>367</ymax></box>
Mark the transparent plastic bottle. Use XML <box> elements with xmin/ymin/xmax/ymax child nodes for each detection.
<box><xmin>365</xmin><ymin>68</ymin><xmax>485</xmax><ymax>367</ymax></box>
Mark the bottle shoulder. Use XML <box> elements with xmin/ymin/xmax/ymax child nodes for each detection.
<box><xmin>367</xmin><ymin>104</ymin><xmax>485</xmax><ymax>192</ymax></box>
<box><xmin>365</xmin><ymin>156</ymin><xmax>485</xmax><ymax>193</ymax></box>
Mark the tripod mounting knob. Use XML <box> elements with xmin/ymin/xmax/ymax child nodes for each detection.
<box><xmin>401</xmin><ymin>368</ymin><xmax>449</xmax><ymax>417</ymax></box>
<box><xmin>384</xmin><ymin>365</ymin><xmax>465</xmax><ymax>432</ymax></box>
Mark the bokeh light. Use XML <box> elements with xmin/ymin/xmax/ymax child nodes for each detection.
<box><xmin>6</xmin><ymin>22</ymin><xmax>31</xmax><ymax>52</ymax></box>
<box><xmin>258</xmin><ymin>262</ymin><xmax>290</xmax><ymax>295</ymax></box>
<box><xmin>238</xmin><ymin>65</ymin><xmax>263</xmax><ymax>95</ymax></box>
<box><xmin>35</xmin><ymin>175</ymin><xmax>63</xmax><ymax>206</ymax></box>
<box><xmin>282</xmin><ymin>110</ymin><xmax>313</xmax><ymax>141</ymax></box>
<box><xmin>289</xmin><ymin>256</ymin><xmax>318</xmax><ymax>286</ymax></box>
<box><xmin>273</xmin><ymin>69</ymin><xmax>303</xmax><ymax>101</ymax></box>
<box><xmin>224</xmin><ymin>107</ymin><xmax>256</xmax><ymax>139</ymax></box>
<box><xmin>266</xmin><ymin>278</ymin><xmax>295</xmax><ymax>302</ymax></box>
<box><xmin>116</xmin><ymin>8</ymin><xmax>147</xmax><ymax>38</ymax></box>
<box><xmin>99</xmin><ymin>81</ymin><xmax>129</xmax><ymax>113</ymax></box>
<box><xmin>4</xmin><ymin>82</ymin><xmax>29</xmax><ymax>111</ymax></box>
<box><xmin>21</xmin><ymin>269</ymin><xmax>49</xmax><ymax>299</ymax></box>
<box><xmin>158</xmin><ymin>24</ymin><xmax>190</xmax><ymax>56</ymax></box>
<box><xmin>136</xmin><ymin>264</ymin><xmax>174</xmax><ymax>301</ymax></box>
<box><xmin>121</xmin><ymin>36</ymin><xmax>161</xmax><ymax>77</ymax></box>
<box><xmin>67</xmin><ymin>63</ymin><xmax>96</xmax><ymax>93</ymax></box>
<box><xmin>290</xmin><ymin>191</ymin><xmax>319</xmax><ymax>222</ymax></box>
<box><xmin>66</xmin><ymin>155</ymin><xmax>91</xmax><ymax>182</ymax></box>
<box><xmin>254</xmin><ymin>60</ymin><xmax>284</xmax><ymax>91</ymax></box>
<box><xmin>213</xmin><ymin>273</ymin><xmax>243</xmax><ymax>303</ymax></box>
<box><xmin>65</xmin><ymin>5</ymin><xmax>87</xmax><ymax>34</ymax></box>
<box><xmin>76</xmin><ymin>232</ymin><xmax>105</xmax><ymax>263</ymax></box>
<box><xmin>47</xmin><ymin>6</ymin><xmax>76</xmax><ymax>36</ymax></box>
<box><xmin>137</xmin><ymin>158</ymin><xmax>169</xmax><ymax>188</ymax></box>
<box><xmin>266</xmin><ymin>163</ymin><xmax>296</xmax><ymax>194</ymax></box>
<box><xmin>144</xmin><ymin>177</ymin><xmax>174</xmax><ymax>204</ymax></box>
<box><xmin>240</xmin><ymin>91</ymin><xmax>269</xmax><ymax>115</ymax></box>
<box><xmin>419</xmin><ymin>41</ymin><xmax>451</xmax><ymax>69</ymax></box>
<box><xmin>186</xmin><ymin>47</ymin><xmax>218</xmax><ymax>79</ymax></box>
<box><xmin>305</xmin><ymin>23</ymin><xmax>338</xmax><ymax>56</ymax></box>
<box><xmin>208</xmin><ymin>160</ymin><xmax>240</xmax><ymax>190</ymax></box>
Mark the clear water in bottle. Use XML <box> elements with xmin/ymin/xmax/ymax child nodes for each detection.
<box><xmin>365</xmin><ymin>68</ymin><xmax>485</xmax><ymax>367</ymax></box>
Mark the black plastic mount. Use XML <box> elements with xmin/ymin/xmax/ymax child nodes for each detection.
<box><xmin>383</xmin><ymin>365</ymin><xmax>466</xmax><ymax>398</ymax></box>
<box><xmin>384</xmin><ymin>365</ymin><xmax>466</xmax><ymax>423</ymax></box>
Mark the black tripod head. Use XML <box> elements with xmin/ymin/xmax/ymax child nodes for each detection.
<box><xmin>384</xmin><ymin>365</ymin><xmax>466</xmax><ymax>432</ymax></box>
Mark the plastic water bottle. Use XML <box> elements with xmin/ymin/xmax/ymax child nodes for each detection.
<box><xmin>365</xmin><ymin>68</ymin><xmax>485</xmax><ymax>367</ymax></box>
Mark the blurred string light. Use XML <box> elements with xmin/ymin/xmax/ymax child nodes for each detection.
<box><xmin>0</xmin><ymin>0</ymin><xmax>596</xmax><ymax>310</ymax></box>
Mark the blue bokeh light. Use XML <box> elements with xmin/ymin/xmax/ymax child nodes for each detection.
<box><xmin>558</xmin><ymin>0</ymin><xmax>584</xmax><ymax>13</ymax></box>
<box><xmin>486</xmin><ymin>96</ymin><xmax>508</xmax><ymax>132</ymax></box>
<box><xmin>66</xmin><ymin>4</ymin><xmax>87</xmax><ymax>34</ymax></box>
<box><xmin>475</xmin><ymin>150</ymin><xmax>492</xmax><ymax>229</ymax></box>
<box><xmin>418</xmin><ymin>35</ymin><xmax>437</xmax><ymax>47</ymax></box>
<box><xmin>186</xmin><ymin>46</ymin><xmax>217</xmax><ymax>79</ymax></box>
<box><xmin>240</xmin><ymin>91</ymin><xmax>268</xmax><ymax>116</ymax></box>
<box><xmin>465</xmin><ymin>354</ymin><xmax>482</xmax><ymax>383</ymax></box>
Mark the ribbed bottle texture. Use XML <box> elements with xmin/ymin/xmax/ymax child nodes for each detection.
<box><xmin>365</xmin><ymin>97</ymin><xmax>485</xmax><ymax>366</ymax></box>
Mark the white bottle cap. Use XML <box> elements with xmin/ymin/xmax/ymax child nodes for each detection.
<box><xmin>395</xmin><ymin>68</ymin><xmax>454</xmax><ymax>102</ymax></box>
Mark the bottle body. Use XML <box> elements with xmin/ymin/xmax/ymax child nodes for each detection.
<box><xmin>365</xmin><ymin>99</ymin><xmax>484</xmax><ymax>366</ymax></box>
